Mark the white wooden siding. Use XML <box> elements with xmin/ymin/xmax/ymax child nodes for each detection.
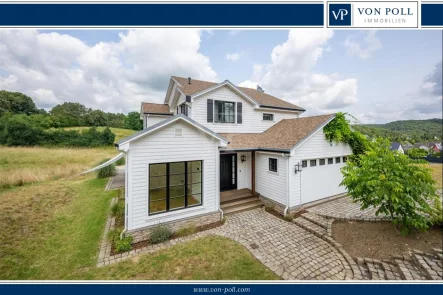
<box><xmin>191</xmin><ymin>86</ymin><xmax>299</xmax><ymax>133</ymax></box>
<box><xmin>127</xmin><ymin>121</ymin><xmax>220</xmax><ymax>230</ymax></box>
<box><xmin>237</xmin><ymin>152</ymin><xmax>252</xmax><ymax>190</ymax></box>
<box><xmin>255</xmin><ymin>152</ymin><xmax>288</xmax><ymax>206</ymax></box>
<box><xmin>143</xmin><ymin>115</ymin><xmax>170</xmax><ymax>129</ymax></box>
<box><xmin>289</xmin><ymin>128</ymin><xmax>352</xmax><ymax>206</ymax></box>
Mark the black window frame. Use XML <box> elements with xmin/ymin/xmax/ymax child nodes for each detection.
<box><xmin>328</xmin><ymin>158</ymin><xmax>333</xmax><ymax>164</ymax></box>
<box><xmin>310</xmin><ymin>159</ymin><xmax>317</xmax><ymax>167</ymax></box>
<box><xmin>335</xmin><ymin>157</ymin><xmax>341</xmax><ymax>164</ymax></box>
<box><xmin>319</xmin><ymin>159</ymin><xmax>325</xmax><ymax>166</ymax></box>
<box><xmin>302</xmin><ymin>160</ymin><xmax>307</xmax><ymax>168</ymax></box>
<box><xmin>179</xmin><ymin>103</ymin><xmax>188</xmax><ymax>116</ymax></box>
<box><xmin>269</xmin><ymin>158</ymin><xmax>278</xmax><ymax>172</ymax></box>
<box><xmin>214</xmin><ymin>100</ymin><xmax>235</xmax><ymax>123</ymax></box>
<box><xmin>263</xmin><ymin>113</ymin><xmax>274</xmax><ymax>121</ymax></box>
<box><xmin>149</xmin><ymin>160</ymin><xmax>203</xmax><ymax>216</ymax></box>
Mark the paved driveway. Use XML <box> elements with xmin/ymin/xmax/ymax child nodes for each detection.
<box><xmin>217</xmin><ymin>209</ymin><xmax>352</xmax><ymax>280</ymax></box>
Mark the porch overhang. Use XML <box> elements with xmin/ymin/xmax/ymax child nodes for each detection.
<box><xmin>220</xmin><ymin>147</ymin><xmax>291</xmax><ymax>154</ymax></box>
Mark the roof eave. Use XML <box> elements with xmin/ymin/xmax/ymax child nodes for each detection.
<box><xmin>259</xmin><ymin>104</ymin><xmax>306</xmax><ymax>112</ymax></box>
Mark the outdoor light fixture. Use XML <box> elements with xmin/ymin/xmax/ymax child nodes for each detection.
<box><xmin>294</xmin><ymin>162</ymin><xmax>302</xmax><ymax>174</ymax></box>
<box><xmin>241</xmin><ymin>154</ymin><xmax>246</xmax><ymax>163</ymax></box>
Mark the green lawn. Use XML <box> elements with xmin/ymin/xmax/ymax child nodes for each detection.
<box><xmin>0</xmin><ymin>175</ymin><xmax>277</xmax><ymax>280</ymax></box>
<box><xmin>429</xmin><ymin>163</ymin><xmax>442</xmax><ymax>189</ymax></box>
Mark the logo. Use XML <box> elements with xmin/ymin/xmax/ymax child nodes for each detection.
<box><xmin>332</xmin><ymin>8</ymin><xmax>349</xmax><ymax>21</ymax></box>
<box><xmin>329</xmin><ymin>3</ymin><xmax>352</xmax><ymax>26</ymax></box>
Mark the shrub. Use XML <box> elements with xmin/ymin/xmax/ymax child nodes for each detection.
<box><xmin>341</xmin><ymin>138</ymin><xmax>438</xmax><ymax>235</ymax></box>
<box><xmin>149</xmin><ymin>224</ymin><xmax>172</xmax><ymax>244</ymax></box>
<box><xmin>264</xmin><ymin>204</ymin><xmax>275</xmax><ymax>212</ymax></box>
<box><xmin>175</xmin><ymin>225</ymin><xmax>197</xmax><ymax>237</ymax></box>
<box><xmin>284</xmin><ymin>214</ymin><xmax>294</xmax><ymax>222</ymax></box>
<box><xmin>114</xmin><ymin>235</ymin><xmax>133</xmax><ymax>253</ymax></box>
<box><xmin>111</xmin><ymin>200</ymin><xmax>125</xmax><ymax>218</ymax></box>
<box><xmin>430</xmin><ymin>198</ymin><xmax>443</xmax><ymax>227</ymax></box>
<box><xmin>116</xmin><ymin>157</ymin><xmax>125</xmax><ymax>166</ymax></box>
<box><xmin>107</xmin><ymin>228</ymin><xmax>121</xmax><ymax>242</ymax></box>
<box><xmin>96</xmin><ymin>159</ymin><xmax>116</xmax><ymax>179</ymax></box>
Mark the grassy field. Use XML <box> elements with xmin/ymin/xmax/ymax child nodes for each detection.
<box><xmin>0</xmin><ymin>175</ymin><xmax>277</xmax><ymax>280</ymax></box>
<box><xmin>63</xmin><ymin>127</ymin><xmax>136</xmax><ymax>142</ymax></box>
<box><xmin>430</xmin><ymin>163</ymin><xmax>443</xmax><ymax>189</ymax></box>
<box><xmin>0</xmin><ymin>146</ymin><xmax>119</xmax><ymax>190</ymax></box>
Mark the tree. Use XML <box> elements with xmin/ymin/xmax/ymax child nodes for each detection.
<box><xmin>3</xmin><ymin>115</ymin><xmax>45</xmax><ymax>146</ymax></box>
<box><xmin>50</xmin><ymin>102</ymin><xmax>88</xmax><ymax>127</ymax></box>
<box><xmin>408</xmin><ymin>148</ymin><xmax>428</xmax><ymax>158</ymax></box>
<box><xmin>341</xmin><ymin>138</ymin><xmax>438</xmax><ymax>235</ymax></box>
<box><xmin>0</xmin><ymin>90</ymin><xmax>39</xmax><ymax>115</ymax></box>
<box><xmin>125</xmin><ymin>111</ymin><xmax>143</xmax><ymax>130</ymax></box>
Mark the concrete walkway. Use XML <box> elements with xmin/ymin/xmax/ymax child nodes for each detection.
<box><xmin>106</xmin><ymin>166</ymin><xmax>125</xmax><ymax>190</ymax></box>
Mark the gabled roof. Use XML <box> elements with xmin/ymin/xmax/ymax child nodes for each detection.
<box><xmin>172</xmin><ymin>76</ymin><xmax>305</xmax><ymax>112</ymax></box>
<box><xmin>220</xmin><ymin>114</ymin><xmax>336</xmax><ymax>151</ymax></box>
<box><xmin>116</xmin><ymin>114</ymin><xmax>228</xmax><ymax>147</ymax></box>
<box><xmin>390</xmin><ymin>142</ymin><xmax>402</xmax><ymax>151</ymax></box>
<box><xmin>141</xmin><ymin>103</ymin><xmax>173</xmax><ymax>115</ymax></box>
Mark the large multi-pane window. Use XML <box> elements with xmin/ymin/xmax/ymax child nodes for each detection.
<box><xmin>214</xmin><ymin>100</ymin><xmax>235</xmax><ymax>123</ymax></box>
<box><xmin>149</xmin><ymin>161</ymin><xmax>202</xmax><ymax>215</ymax></box>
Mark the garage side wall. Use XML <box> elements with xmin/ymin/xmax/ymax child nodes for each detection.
<box><xmin>290</xmin><ymin>128</ymin><xmax>352</xmax><ymax>207</ymax></box>
<box><xmin>255</xmin><ymin>152</ymin><xmax>288</xmax><ymax>209</ymax></box>
<box><xmin>127</xmin><ymin>121</ymin><xmax>220</xmax><ymax>231</ymax></box>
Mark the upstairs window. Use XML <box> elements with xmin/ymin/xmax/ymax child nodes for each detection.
<box><xmin>263</xmin><ymin>113</ymin><xmax>274</xmax><ymax>121</ymax></box>
<box><xmin>214</xmin><ymin>100</ymin><xmax>235</xmax><ymax>123</ymax></box>
<box><xmin>269</xmin><ymin>158</ymin><xmax>278</xmax><ymax>172</ymax></box>
<box><xmin>179</xmin><ymin>103</ymin><xmax>188</xmax><ymax>116</ymax></box>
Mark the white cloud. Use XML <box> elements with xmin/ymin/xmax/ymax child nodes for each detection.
<box><xmin>344</xmin><ymin>31</ymin><xmax>382</xmax><ymax>60</ymax></box>
<box><xmin>225</xmin><ymin>52</ymin><xmax>242</xmax><ymax>62</ymax></box>
<box><xmin>0</xmin><ymin>29</ymin><xmax>217</xmax><ymax>113</ymax></box>
<box><xmin>239</xmin><ymin>29</ymin><xmax>358</xmax><ymax>115</ymax></box>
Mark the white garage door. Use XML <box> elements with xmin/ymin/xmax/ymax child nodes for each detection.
<box><xmin>300</xmin><ymin>157</ymin><xmax>347</xmax><ymax>204</ymax></box>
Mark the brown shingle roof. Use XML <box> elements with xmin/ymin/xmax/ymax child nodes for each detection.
<box><xmin>141</xmin><ymin>103</ymin><xmax>172</xmax><ymax>115</ymax></box>
<box><xmin>172</xmin><ymin>76</ymin><xmax>305</xmax><ymax>111</ymax></box>
<box><xmin>220</xmin><ymin>114</ymin><xmax>335</xmax><ymax>151</ymax></box>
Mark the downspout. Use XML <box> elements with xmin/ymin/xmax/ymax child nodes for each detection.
<box><xmin>282</xmin><ymin>153</ymin><xmax>291</xmax><ymax>217</ymax></box>
<box><xmin>120</xmin><ymin>149</ymin><xmax>129</xmax><ymax>239</ymax></box>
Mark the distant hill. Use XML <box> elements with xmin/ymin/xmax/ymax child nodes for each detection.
<box><xmin>353</xmin><ymin>118</ymin><xmax>442</xmax><ymax>143</ymax></box>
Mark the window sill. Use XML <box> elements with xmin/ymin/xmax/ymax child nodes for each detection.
<box><xmin>146</xmin><ymin>205</ymin><xmax>206</xmax><ymax>221</ymax></box>
<box><xmin>267</xmin><ymin>170</ymin><xmax>279</xmax><ymax>176</ymax></box>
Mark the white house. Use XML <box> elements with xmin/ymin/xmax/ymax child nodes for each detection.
<box><xmin>116</xmin><ymin>76</ymin><xmax>352</xmax><ymax>241</ymax></box>
<box><xmin>390</xmin><ymin>142</ymin><xmax>404</xmax><ymax>154</ymax></box>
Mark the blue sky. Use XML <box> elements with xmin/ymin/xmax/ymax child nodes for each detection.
<box><xmin>0</xmin><ymin>29</ymin><xmax>441</xmax><ymax>123</ymax></box>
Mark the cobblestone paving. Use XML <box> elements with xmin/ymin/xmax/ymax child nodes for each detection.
<box><xmin>215</xmin><ymin>209</ymin><xmax>351</xmax><ymax>280</ymax></box>
<box><xmin>306</xmin><ymin>196</ymin><xmax>389</xmax><ymax>221</ymax></box>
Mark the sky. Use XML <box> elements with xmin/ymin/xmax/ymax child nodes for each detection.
<box><xmin>0</xmin><ymin>29</ymin><xmax>441</xmax><ymax>124</ymax></box>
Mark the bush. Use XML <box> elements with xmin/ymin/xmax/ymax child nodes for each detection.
<box><xmin>96</xmin><ymin>159</ymin><xmax>116</xmax><ymax>179</ymax></box>
<box><xmin>149</xmin><ymin>224</ymin><xmax>172</xmax><ymax>244</ymax></box>
<box><xmin>430</xmin><ymin>198</ymin><xmax>443</xmax><ymax>227</ymax></box>
<box><xmin>341</xmin><ymin>138</ymin><xmax>438</xmax><ymax>235</ymax></box>
<box><xmin>175</xmin><ymin>225</ymin><xmax>197</xmax><ymax>237</ymax></box>
<box><xmin>114</xmin><ymin>235</ymin><xmax>133</xmax><ymax>253</ymax></box>
<box><xmin>111</xmin><ymin>200</ymin><xmax>125</xmax><ymax>218</ymax></box>
<box><xmin>116</xmin><ymin>157</ymin><xmax>125</xmax><ymax>166</ymax></box>
<box><xmin>107</xmin><ymin>229</ymin><xmax>121</xmax><ymax>242</ymax></box>
<box><xmin>284</xmin><ymin>214</ymin><xmax>294</xmax><ymax>222</ymax></box>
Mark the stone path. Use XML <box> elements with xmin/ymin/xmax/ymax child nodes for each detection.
<box><xmin>218</xmin><ymin>209</ymin><xmax>351</xmax><ymax>280</ymax></box>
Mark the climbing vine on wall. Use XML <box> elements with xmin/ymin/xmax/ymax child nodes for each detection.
<box><xmin>323</xmin><ymin>112</ymin><xmax>369</xmax><ymax>158</ymax></box>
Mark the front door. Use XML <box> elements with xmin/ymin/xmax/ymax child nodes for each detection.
<box><xmin>220</xmin><ymin>154</ymin><xmax>237</xmax><ymax>191</ymax></box>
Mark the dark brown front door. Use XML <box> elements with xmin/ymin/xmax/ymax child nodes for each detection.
<box><xmin>220</xmin><ymin>154</ymin><xmax>236</xmax><ymax>191</ymax></box>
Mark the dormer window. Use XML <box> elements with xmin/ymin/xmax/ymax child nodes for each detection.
<box><xmin>179</xmin><ymin>103</ymin><xmax>188</xmax><ymax>116</ymax></box>
<box><xmin>214</xmin><ymin>100</ymin><xmax>235</xmax><ymax>123</ymax></box>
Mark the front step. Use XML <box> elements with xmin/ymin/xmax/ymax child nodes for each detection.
<box><xmin>412</xmin><ymin>250</ymin><xmax>443</xmax><ymax>280</ymax></box>
<box><xmin>222</xmin><ymin>200</ymin><xmax>262</xmax><ymax>215</ymax></box>
<box><xmin>300</xmin><ymin>212</ymin><xmax>329</xmax><ymax>229</ymax></box>
<box><xmin>395</xmin><ymin>259</ymin><xmax>427</xmax><ymax>280</ymax></box>
<box><xmin>293</xmin><ymin>216</ymin><xmax>327</xmax><ymax>237</ymax></box>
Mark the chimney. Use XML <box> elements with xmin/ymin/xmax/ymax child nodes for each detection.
<box><xmin>256</xmin><ymin>85</ymin><xmax>264</xmax><ymax>93</ymax></box>
<box><xmin>188</xmin><ymin>77</ymin><xmax>191</xmax><ymax>84</ymax></box>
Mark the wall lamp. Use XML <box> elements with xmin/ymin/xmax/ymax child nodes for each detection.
<box><xmin>241</xmin><ymin>154</ymin><xmax>246</xmax><ymax>163</ymax></box>
<box><xmin>294</xmin><ymin>162</ymin><xmax>302</xmax><ymax>174</ymax></box>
